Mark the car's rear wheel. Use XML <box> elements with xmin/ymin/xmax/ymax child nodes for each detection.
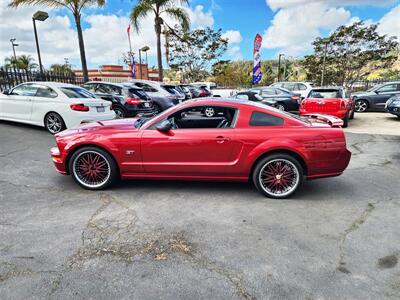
<box><xmin>354</xmin><ymin>99</ymin><xmax>368</xmax><ymax>112</ymax></box>
<box><xmin>204</xmin><ymin>107</ymin><xmax>215</xmax><ymax>117</ymax></box>
<box><xmin>152</xmin><ymin>103</ymin><xmax>162</xmax><ymax>115</ymax></box>
<box><xmin>45</xmin><ymin>112</ymin><xmax>66</xmax><ymax>134</ymax></box>
<box><xmin>276</xmin><ymin>103</ymin><xmax>286</xmax><ymax>111</ymax></box>
<box><xmin>69</xmin><ymin>147</ymin><xmax>118</xmax><ymax>190</ymax></box>
<box><xmin>113</xmin><ymin>107</ymin><xmax>126</xmax><ymax>119</ymax></box>
<box><xmin>253</xmin><ymin>154</ymin><xmax>303</xmax><ymax>199</ymax></box>
<box><xmin>342</xmin><ymin>112</ymin><xmax>349</xmax><ymax>128</ymax></box>
<box><xmin>349</xmin><ymin>109</ymin><xmax>355</xmax><ymax>120</ymax></box>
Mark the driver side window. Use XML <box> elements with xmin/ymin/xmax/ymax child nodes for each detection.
<box><xmin>157</xmin><ymin>106</ymin><xmax>237</xmax><ymax>130</ymax></box>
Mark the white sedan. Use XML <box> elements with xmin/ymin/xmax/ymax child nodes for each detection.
<box><xmin>0</xmin><ymin>82</ymin><xmax>115</xmax><ymax>134</ymax></box>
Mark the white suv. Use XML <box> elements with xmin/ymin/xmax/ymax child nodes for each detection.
<box><xmin>271</xmin><ymin>82</ymin><xmax>313</xmax><ymax>99</ymax></box>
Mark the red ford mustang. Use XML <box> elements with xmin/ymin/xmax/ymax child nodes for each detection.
<box><xmin>299</xmin><ymin>87</ymin><xmax>354</xmax><ymax>127</ymax></box>
<box><xmin>50</xmin><ymin>99</ymin><xmax>351</xmax><ymax>198</ymax></box>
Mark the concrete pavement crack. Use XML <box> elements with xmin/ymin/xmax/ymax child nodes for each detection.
<box><xmin>337</xmin><ymin>202</ymin><xmax>376</xmax><ymax>274</ymax></box>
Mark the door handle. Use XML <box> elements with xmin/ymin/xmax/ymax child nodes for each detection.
<box><xmin>216</xmin><ymin>136</ymin><xmax>230</xmax><ymax>143</ymax></box>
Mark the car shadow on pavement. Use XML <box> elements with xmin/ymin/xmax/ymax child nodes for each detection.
<box><xmin>0</xmin><ymin>120</ymin><xmax>48</xmax><ymax>133</ymax></box>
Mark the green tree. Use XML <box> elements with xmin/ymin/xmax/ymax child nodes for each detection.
<box><xmin>167</xmin><ymin>26</ymin><xmax>228</xmax><ymax>82</ymax></box>
<box><xmin>130</xmin><ymin>0</ymin><xmax>190</xmax><ymax>82</ymax></box>
<box><xmin>303</xmin><ymin>21</ymin><xmax>399</xmax><ymax>88</ymax></box>
<box><xmin>9</xmin><ymin>0</ymin><xmax>106</xmax><ymax>82</ymax></box>
<box><xmin>50</xmin><ymin>63</ymin><xmax>74</xmax><ymax>75</ymax></box>
<box><xmin>5</xmin><ymin>54</ymin><xmax>38</xmax><ymax>71</ymax></box>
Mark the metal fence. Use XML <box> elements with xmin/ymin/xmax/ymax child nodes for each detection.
<box><xmin>349</xmin><ymin>78</ymin><xmax>400</xmax><ymax>92</ymax></box>
<box><xmin>0</xmin><ymin>67</ymin><xmax>85</xmax><ymax>92</ymax></box>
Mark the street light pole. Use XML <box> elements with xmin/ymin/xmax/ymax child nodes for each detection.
<box><xmin>139</xmin><ymin>46</ymin><xmax>150</xmax><ymax>80</ymax></box>
<box><xmin>138</xmin><ymin>49</ymin><xmax>142</xmax><ymax>80</ymax></box>
<box><xmin>32</xmin><ymin>11</ymin><xmax>48</xmax><ymax>79</ymax></box>
<box><xmin>10</xmin><ymin>38</ymin><xmax>18</xmax><ymax>60</ymax></box>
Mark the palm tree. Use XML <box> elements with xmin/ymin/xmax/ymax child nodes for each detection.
<box><xmin>9</xmin><ymin>0</ymin><xmax>105</xmax><ymax>82</ymax></box>
<box><xmin>130</xmin><ymin>0</ymin><xmax>190</xmax><ymax>81</ymax></box>
<box><xmin>5</xmin><ymin>55</ymin><xmax>38</xmax><ymax>70</ymax></box>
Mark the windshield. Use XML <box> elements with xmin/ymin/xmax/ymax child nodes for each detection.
<box><xmin>309</xmin><ymin>89</ymin><xmax>341</xmax><ymax>98</ymax></box>
<box><xmin>163</xmin><ymin>86</ymin><xmax>181</xmax><ymax>95</ymax></box>
<box><xmin>134</xmin><ymin>105</ymin><xmax>177</xmax><ymax>128</ymax></box>
<box><xmin>60</xmin><ymin>87</ymin><xmax>97</xmax><ymax>98</ymax></box>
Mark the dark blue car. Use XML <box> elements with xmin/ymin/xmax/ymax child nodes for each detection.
<box><xmin>385</xmin><ymin>95</ymin><xmax>400</xmax><ymax>118</ymax></box>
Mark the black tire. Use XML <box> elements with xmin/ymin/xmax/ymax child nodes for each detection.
<box><xmin>45</xmin><ymin>112</ymin><xmax>66</xmax><ymax>134</ymax></box>
<box><xmin>152</xmin><ymin>103</ymin><xmax>162</xmax><ymax>115</ymax></box>
<box><xmin>113</xmin><ymin>106</ymin><xmax>126</xmax><ymax>119</ymax></box>
<box><xmin>354</xmin><ymin>99</ymin><xmax>368</xmax><ymax>112</ymax></box>
<box><xmin>342</xmin><ymin>112</ymin><xmax>349</xmax><ymax>128</ymax></box>
<box><xmin>69</xmin><ymin>146</ymin><xmax>119</xmax><ymax>190</ymax></box>
<box><xmin>252</xmin><ymin>153</ymin><xmax>304</xmax><ymax>199</ymax></box>
<box><xmin>276</xmin><ymin>103</ymin><xmax>286</xmax><ymax>111</ymax></box>
<box><xmin>349</xmin><ymin>109</ymin><xmax>355</xmax><ymax>120</ymax></box>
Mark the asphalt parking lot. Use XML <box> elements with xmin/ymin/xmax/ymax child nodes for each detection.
<box><xmin>1</xmin><ymin>113</ymin><xmax>399</xmax><ymax>299</ymax></box>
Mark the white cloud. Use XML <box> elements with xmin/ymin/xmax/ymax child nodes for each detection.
<box><xmin>266</xmin><ymin>0</ymin><xmax>398</xmax><ymax>11</ymax></box>
<box><xmin>377</xmin><ymin>5</ymin><xmax>400</xmax><ymax>38</ymax></box>
<box><xmin>222</xmin><ymin>30</ymin><xmax>243</xmax><ymax>44</ymax></box>
<box><xmin>221</xmin><ymin>30</ymin><xmax>243</xmax><ymax>60</ymax></box>
<box><xmin>263</xmin><ymin>2</ymin><xmax>351</xmax><ymax>54</ymax></box>
<box><xmin>185</xmin><ymin>5</ymin><xmax>214</xmax><ymax>29</ymax></box>
<box><xmin>0</xmin><ymin>3</ymin><xmax>219</xmax><ymax>69</ymax></box>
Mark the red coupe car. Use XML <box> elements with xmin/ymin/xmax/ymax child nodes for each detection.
<box><xmin>299</xmin><ymin>87</ymin><xmax>354</xmax><ymax>127</ymax></box>
<box><xmin>51</xmin><ymin>99</ymin><xmax>351</xmax><ymax>199</ymax></box>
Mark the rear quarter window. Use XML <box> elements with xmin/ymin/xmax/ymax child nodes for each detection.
<box><xmin>250</xmin><ymin>111</ymin><xmax>284</xmax><ymax>126</ymax></box>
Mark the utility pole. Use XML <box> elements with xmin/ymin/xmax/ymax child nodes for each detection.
<box><xmin>321</xmin><ymin>41</ymin><xmax>328</xmax><ymax>86</ymax></box>
<box><xmin>278</xmin><ymin>53</ymin><xmax>284</xmax><ymax>82</ymax></box>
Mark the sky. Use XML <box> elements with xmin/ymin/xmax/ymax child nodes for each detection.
<box><xmin>0</xmin><ymin>0</ymin><xmax>399</xmax><ymax>70</ymax></box>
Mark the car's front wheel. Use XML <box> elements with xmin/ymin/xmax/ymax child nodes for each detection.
<box><xmin>354</xmin><ymin>99</ymin><xmax>368</xmax><ymax>112</ymax></box>
<box><xmin>45</xmin><ymin>112</ymin><xmax>66</xmax><ymax>134</ymax></box>
<box><xmin>69</xmin><ymin>147</ymin><xmax>119</xmax><ymax>190</ymax></box>
<box><xmin>253</xmin><ymin>154</ymin><xmax>303</xmax><ymax>199</ymax></box>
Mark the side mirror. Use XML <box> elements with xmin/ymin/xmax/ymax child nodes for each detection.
<box><xmin>156</xmin><ymin>120</ymin><xmax>172</xmax><ymax>132</ymax></box>
<box><xmin>2</xmin><ymin>89</ymin><xmax>10</xmax><ymax>95</ymax></box>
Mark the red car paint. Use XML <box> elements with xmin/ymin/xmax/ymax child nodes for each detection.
<box><xmin>299</xmin><ymin>98</ymin><xmax>352</xmax><ymax>119</ymax></box>
<box><xmin>51</xmin><ymin>99</ymin><xmax>351</xmax><ymax>183</ymax></box>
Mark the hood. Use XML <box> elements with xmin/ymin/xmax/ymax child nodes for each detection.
<box><xmin>56</xmin><ymin>118</ymin><xmax>140</xmax><ymax>138</ymax></box>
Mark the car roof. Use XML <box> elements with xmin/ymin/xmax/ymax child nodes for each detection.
<box><xmin>311</xmin><ymin>86</ymin><xmax>344</xmax><ymax>90</ymax></box>
<box><xmin>17</xmin><ymin>81</ymin><xmax>78</xmax><ymax>88</ymax></box>
<box><xmin>182</xmin><ymin>97</ymin><xmax>280</xmax><ymax>112</ymax></box>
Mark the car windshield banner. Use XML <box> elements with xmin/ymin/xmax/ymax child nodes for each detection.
<box><xmin>252</xmin><ymin>34</ymin><xmax>263</xmax><ymax>85</ymax></box>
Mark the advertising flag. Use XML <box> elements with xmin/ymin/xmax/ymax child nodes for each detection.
<box><xmin>252</xmin><ymin>34</ymin><xmax>262</xmax><ymax>85</ymax></box>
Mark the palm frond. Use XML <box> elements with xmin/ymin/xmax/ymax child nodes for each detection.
<box><xmin>164</xmin><ymin>7</ymin><xmax>190</xmax><ymax>31</ymax></box>
<box><xmin>9</xmin><ymin>0</ymin><xmax>70</xmax><ymax>10</ymax></box>
<box><xmin>130</xmin><ymin>0</ymin><xmax>154</xmax><ymax>32</ymax></box>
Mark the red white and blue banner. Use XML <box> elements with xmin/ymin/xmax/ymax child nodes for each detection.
<box><xmin>131</xmin><ymin>55</ymin><xmax>136</xmax><ymax>79</ymax></box>
<box><xmin>252</xmin><ymin>34</ymin><xmax>262</xmax><ymax>85</ymax></box>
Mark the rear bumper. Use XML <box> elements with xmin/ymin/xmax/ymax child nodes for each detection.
<box><xmin>299</xmin><ymin>109</ymin><xmax>347</xmax><ymax>119</ymax></box>
<box><xmin>307</xmin><ymin>148</ymin><xmax>351</xmax><ymax>180</ymax></box>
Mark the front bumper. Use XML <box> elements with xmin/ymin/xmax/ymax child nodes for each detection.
<box><xmin>386</xmin><ymin>106</ymin><xmax>400</xmax><ymax>116</ymax></box>
<box><xmin>50</xmin><ymin>147</ymin><xmax>67</xmax><ymax>175</ymax></box>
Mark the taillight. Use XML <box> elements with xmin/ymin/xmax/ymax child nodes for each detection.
<box><xmin>291</xmin><ymin>96</ymin><xmax>300</xmax><ymax>101</ymax></box>
<box><xmin>70</xmin><ymin>104</ymin><xmax>89</xmax><ymax>111</ymax></box>
<box><xmin>126</xmin><ymin>97</ymin><xmax>141</xmax><ymax>105</ymax></box>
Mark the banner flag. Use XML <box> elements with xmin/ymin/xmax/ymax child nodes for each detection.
<box><xmin>252</xmin><ymin>34</ymin><xmax>263</xmax><ymax>85</ymax></box>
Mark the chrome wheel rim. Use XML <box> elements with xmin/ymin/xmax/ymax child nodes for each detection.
<box><xmin>204</xmin><ymin>107</ymin><xmax>214</xmax><ymax>117</ymax></box>
<box><xmin>72</xmin><ymin>151</ymin><xmax>111</xmax><ymax>188</ymax></box>
<box><xmin>277</xmin><ymin>104</ymin><xmax>285</xmax><ymax>111</ymax></box>
<box><xmin>46</xmin><ymin>114</ymin><xmax>62</xmax><ymax>134</ymax></box>
<box><xmin>259</xmin><ymin>159</ymin><xmax>299</xmax><ymax>197</ymax></box>
<box><xmin>355</xmin><ymin>101</ymin><xmax>367</xmax><ymax>112</ymax></box>
<box><xmin>114</xmin><ymin>109</ymin><xmax>124</xmax><ymax>119</ymax></box>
